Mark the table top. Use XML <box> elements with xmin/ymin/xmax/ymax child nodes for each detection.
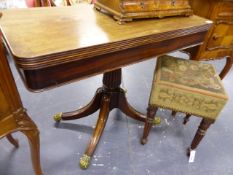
<box><xmin>0</xmin><ymin>4</ymin><xmax>212</xmax><ymax>70</ymax></box>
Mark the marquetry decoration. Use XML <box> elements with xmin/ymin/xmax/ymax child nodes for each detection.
<box><xmin>94</xmin><ymin>0</ymin><xmax>193</xmax><ymax>23</ymax></box>
<box><xmin>53</xmin><ymin>112</ymin><xmax>62</xmax><ymax>122</ymax></box>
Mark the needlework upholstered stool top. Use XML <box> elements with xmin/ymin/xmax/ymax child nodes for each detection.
<box><xmin>141</xmin><ymin>55</ymin><xmax>228</xmax><ymax>156</ymax></box>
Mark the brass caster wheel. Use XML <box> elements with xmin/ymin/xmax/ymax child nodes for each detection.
<box><xmin>53</xmin><ymin>112</ymin><xmax>62</xmax><ymax>122</ymax></box>
<box><xmin>153</xmin><ymin>116</ymin><xmax>161</xmax><ymax>125</ymax></box>
<box><xmin>80</xmin><ymin>154</ymin><xmax>91</xmax><ymax>169</ymax></box>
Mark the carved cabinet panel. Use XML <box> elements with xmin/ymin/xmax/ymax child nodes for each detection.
<box><xmin>95</xmin><ymin>0</ymin><xmax>193</xmax><ymax>23</ymax></box>
<box><xmin>217</xmin><ymin>1</ymin><xmax>233</xmax><ymax>17</ymax></box>
<box><xmin>207</xmin><ymin>22</ymin><xmax>233</xmax><ymax>51</ymax></box>
<box><xmin>122</xmin><ymin>0</ymin><xmax>158</xmax><ymax>12</ymax></box>
<box><xmin>158</xmin><ymin>0</ymin><xmax>190</xmax><ymax>9</ymax></box>
<box><xmin>188</xmin><ymin>0</ymin><xmax>233</xmax><ymax>79</ymax></box>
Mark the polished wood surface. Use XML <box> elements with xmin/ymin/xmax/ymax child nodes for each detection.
<box><xmin>0</xmin><ymin>4</ymin><xmax>212</xmax><ymax>169</ymax></box>
<box><xmin>0</xmin><ymin>5</ymin><xmax>208</xmax><ymax>63</ymax></box>
<box><xmin>0</xmin><ymin>5</ymin><xmax>211</xmax><ymax>90</ymax></box>
<box><xmin>0</xmin><ymin>43</ymin><xmax>43</xmax><ymax>175</ymax></box>
<box><xmin>188</xmin><ymin>0</ymin><xmax>233</xmax><ymax>79</ymax></box>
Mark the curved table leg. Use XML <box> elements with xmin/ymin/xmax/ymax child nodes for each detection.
<box><xmin>53</xmin><ymin>69</ymin><xmax>146</xmax><ymax>169</ymax></box>
<box><xmin>53</xmin><ymin>88</ymin><xmax>103</xmax><ymax>122</ymax></box>
<box><xmin>14</xmin><ymin>110</ymin><xmax>44</xmax><ymax>175</ymax></box>
<box><xmin>219</xmin><ymin>55</ymin><xmax>233</xmax><ymax>79</ymax></box>
<box><xmin>6</xmin><ymin>134</ymin><xmax>19</xmax><ymax>148</ymax></box>
<box><xmin>21</xmin><ymin>128</ymin><xmax>43</xmax><ymax>175</ymax></box>
<box><xmin>79</xmin><ymin>95</ymin><xmax>110</xmax><ymax>169</ymax></box>
<box><xmin>118</xmin><ymin>91</ymin><xmax>146</xmax><ymax>122</ymax></box>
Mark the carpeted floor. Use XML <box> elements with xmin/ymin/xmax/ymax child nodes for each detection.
<box><xmin>0</xmin><ymin>51</ymin><xmax>232</xmax><ymax>175</ymax></box>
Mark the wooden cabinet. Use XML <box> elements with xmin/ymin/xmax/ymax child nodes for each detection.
<box><xmin>207</xmin><ymin>22</ymin><xmax>233</xmax><ymax>50</ymax></box>
<box><xmin>188</xmin><ymin>0</ymin><xmax>233</xmax><ymax>79</ymax></box>
<box><xmin>95</xmin><ymin>0</ymin><xmax>193</xmax><ymax>23</ymax></box>
<box><xmin>0</xmin><ymin>42</ymin><xmax>43</xmax><ymax>175</ymax></box>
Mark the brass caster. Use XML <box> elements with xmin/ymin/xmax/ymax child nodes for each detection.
<box><xmin>53</xmin><ymin>112</ymin><xmax>62</xmax><ymax>122</ymax></box>
<box><xmin>80</xmin><ymin>154</ymin><xmax>91</xmax><ymax>169</ymax></box>
<box><xmin>153</xmin><ymin>117</ymin><xmax>161</xmax><ymax>125</ymax></box>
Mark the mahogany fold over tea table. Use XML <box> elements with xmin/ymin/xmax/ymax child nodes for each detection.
<box><xmin>0</xmin><ymin>4</ymin><xmax>211</xmax><ymax>169</ymax></box>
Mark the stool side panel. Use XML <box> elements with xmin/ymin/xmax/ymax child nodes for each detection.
<box><xmin>149</xmin><ymin>82</ymin><xmax>227</xmax><ymax>120</ymax></box>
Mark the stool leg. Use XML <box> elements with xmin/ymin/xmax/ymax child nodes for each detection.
<box><xmin>183</xmin><ymin>114</ymin><xmax>191</xmax><ymax>125</ymax></box>
<box><xmin>219</xmin><ymin>55</ymin><xmax>233</xmax><ymax>79</ymax></box>
<box><xmin>141</xmin><ymin>106</ymin><xmax>158</xmax><ymax>145</ymax></box>
<box><xmin>187</xmin><ymin>118</ymin><xmax>214</xmax><ymax>156</ymax></box>
<box><xmin>6</xmin><ymin>134</ymin><xmax>19</xmax><ymax>148</ymax></box>
<box><xmin>171</xmin><ymin>111</ymin><xmax>177</xmax><ymax>117</ymax></box>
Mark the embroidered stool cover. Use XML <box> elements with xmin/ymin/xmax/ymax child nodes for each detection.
<box><xmin>150</xmin><ymin>55</ymin><xmax>228</xmax><ymax>120</ymax></box>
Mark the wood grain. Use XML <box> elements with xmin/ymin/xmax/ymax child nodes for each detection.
<box><xmin>95</xmin><ymin>0</ymin><xmax>193</xmax><ymax>23</ymax></box>
<box><xmin>0</xmin><ymin>41</ymin><xmax>43</xmax><ymax>175</ymax></box>
<box><xmin>0</xmin><ymin>5</ymin><xmax>211</xmax><ymax>69</ymax></box>
<box><xmin>188</xmin><ymin>0</ymin><xmax>233</xmax><ymax>79</ymax></box>
<box><xmin>0</xmin><ymin>4</ymin><xmax>212</xmax><ymax>90</ymax></box>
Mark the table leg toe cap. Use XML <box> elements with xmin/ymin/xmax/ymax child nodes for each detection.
<box><xmin>153</xmin><ymin>117</ymin><xmax>161</xmax><ymax>125</ymax></box>
<box><xmin>80</xmin><ymin>154</ymin><xmax>91</xmax><ymax>169</ymax></box>
<box><xmin>53</xmin><ymin>112</ymin><xmax>62</xmax><ymax>122</ymax></box>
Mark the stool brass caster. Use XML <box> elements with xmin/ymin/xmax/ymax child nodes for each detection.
<box><xmin>80</xmin><ymin>154</ymin><xmax>91</xmax><ymax>169</ymax></box>
<box><xmin>53</xmin><ymin>112</ymin><xmax>62</xmax><ymax>122</ymax></box>
<box><xmin>153</xmin><ymin>117</ymin><xmax>161</xmax><ymax>125</ymax></box>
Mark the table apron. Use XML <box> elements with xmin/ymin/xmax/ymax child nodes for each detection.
<box><xmin>20</xmin><ymin>31</ymin><xmax>207</xmax><ymax>91</ymax></box>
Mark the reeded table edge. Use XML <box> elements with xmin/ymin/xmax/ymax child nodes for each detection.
<box><xmin>3</xmin><ymin>23</ymin><xmax>211</xmax><ymax>70</ymax></box>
